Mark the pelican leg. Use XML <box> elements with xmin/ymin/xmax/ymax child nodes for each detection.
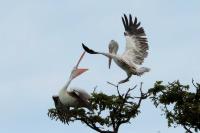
<box><xmin>118</xmin><ymin>74</ymin><xmax>132</xmax><ymax>84</ymax></box>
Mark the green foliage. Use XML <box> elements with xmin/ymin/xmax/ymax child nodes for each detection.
<box><xmin>48</xmin><ymin>80</ymin><xmax>200</xmax><ymax>133</ymax></box>
<box><xmin>149</xmin><ymin>80</ymin><xmax>200</xmax><ymax>133</ymax></box>
<box><xmin>48</xmin><ymin>83</ymin><xmax>148</xmax><ymax>133</ymax></box>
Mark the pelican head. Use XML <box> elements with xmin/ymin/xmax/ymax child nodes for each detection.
<box><xmin>108</xmin><ymin>40</ymin><xmax>119</xmax><ymax>69</ymax></box>
<box><xmin>60</xmin><ymin>51</ymin><xmax>88</xmax><ymax>95</ymax></box>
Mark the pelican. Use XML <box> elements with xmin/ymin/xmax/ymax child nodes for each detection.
<box><xmin>82</xmin><ymin>14</ymin><xmax>150</xmax><ymax>84</ymax></box>
<box><xmin>58</xmin><ymin>52</ymin><xmax>92</xmax><ymax>110</ymax></box>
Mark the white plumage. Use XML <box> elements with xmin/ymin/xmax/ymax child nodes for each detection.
<box><xmin>59</xmin><ymin>87</ymin><xmax>91</xmax><ymax>108</ymax></box>
<box><xmin>82</xmin><ymin>14</ymin><xmax>150</xmax><ymax>84</ymax></box>
<box><xmin>58</xmin><ymin>52</ymin><xmax>92</xmax><ymax>110</ymax></box>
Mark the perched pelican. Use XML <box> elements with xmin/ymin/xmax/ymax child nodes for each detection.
<box><xmin>58</xmin><ymin>52</ymin><xmax>92</xmax><ymax>110</ymax></box>
<box><xmin>82</xmin><ymin>14</ymin><xmax>150</xmax><ymax>84</ymax></box>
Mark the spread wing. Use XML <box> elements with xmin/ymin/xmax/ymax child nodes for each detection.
<box><xmin>121</xmin><ymin>14</ymin><xmax>149</xmax><ymax>65</ymax></box>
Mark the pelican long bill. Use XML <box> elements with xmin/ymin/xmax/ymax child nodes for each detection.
<box><xmin>70</xmin><ymin>51</ymin><xmax>88</xmax><ymax>80</ymax></box>
<box><xmin>108</xmin><ymin>57</ymin><xmax>112</xmax><ymax>69</ymax></box>
<box><xmin>72</xmin><ymin>68</ymin><xmax>88</xmax><ymax>79</ymax></box>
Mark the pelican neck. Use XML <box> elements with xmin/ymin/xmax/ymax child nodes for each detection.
<box><xmin>63</xmin><ymin>78</ymin><xmax>73</xmax><ymax>91</ymax></box>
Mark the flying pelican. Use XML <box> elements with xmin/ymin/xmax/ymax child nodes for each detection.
<box><xmin>58</xmin><ymin>52</ymin><xmax>92</xmax><ymax>110</ymax></box>
<box><xmin>82</xmin><ymin>14</ymin><xmax>150</xmax><ymax>84</ymax></box>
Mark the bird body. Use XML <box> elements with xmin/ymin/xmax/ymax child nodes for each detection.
<box><xmin>57</xmin><ymin>52</ymin><xmax>92</xmax><ymax>110</ymax></box>
<box><xmin>59</xmin><ymin>88</ymin><xmax>79</xmax><ymax>107</ymax></box>
<box><xmin>82</xmin><ymin>14</ymin><xmax>150</xmax><ymax>84</ymax></box>
<box><xmin>113</xmin><ymin>54</ymin><xmax>136</xmax><ymax>74</ymax></box>
<box><xmin>59</xmin><ymin>87</ymin><xmax>90</xmax><ymax>108</ymax></box>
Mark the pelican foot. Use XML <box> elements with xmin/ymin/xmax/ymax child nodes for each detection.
<box><xmin>118</xmin><ymin>79</ymin><xmax>129</xmax><ymax>84</ymax></box>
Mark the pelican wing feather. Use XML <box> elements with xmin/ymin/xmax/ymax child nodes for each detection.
<box><xmin>122</xmin><ymin>14</ymin><xmax>149</xmax><ymax>65</ymax></box>
<box><xmin>72</xmin><ymin>88</ymin><xmax>91</xmax><ymax>102</ymax></box>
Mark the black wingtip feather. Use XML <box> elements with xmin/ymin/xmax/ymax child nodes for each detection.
<box><xmin>121</xmin><ymin>14</ymin><xmax>147</xmax><ymax>36</ymax></box>
<box><xmin>122</xmin><ymin>17</ymin><xmax>126</xmax><ymax>29</ymax></box>
<box><xmin>123</xmin><ymin>14</ymin><xmax>128</xmax><ymax>26</ymax></box>
<box><xmin>136</xmin><ymin>22</ymin><xmax>141</xmax><ymax>28</ymax></box>
<box><xmin>82</xmin><ymin>43</ymin><xmax>98</xmax><ymax>54</ymax></box>
<box><xmin>129</xmin><ymin>14</ymin><xmax>133</xmax><ymax>25</ymax></box>
<box><xmin>133</xmin><ymin>17</ymin><xmax>137</xmax><ymax>25</ymax></box>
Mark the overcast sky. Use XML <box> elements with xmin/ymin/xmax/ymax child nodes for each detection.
<box><xmin>0</xmin><ymin>0</ymin><xmax>199</xmax><ymax>133</ymax></box>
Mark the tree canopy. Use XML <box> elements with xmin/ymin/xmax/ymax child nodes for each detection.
<box><xmin>48</xmin><ymin>80</ymin><xmax>200</xmax><ymax>133</ymax></box>
<box><xmin>148</xmin><ymin>80</ymin><xmax>200</xmax><ymax>133</ymax></box>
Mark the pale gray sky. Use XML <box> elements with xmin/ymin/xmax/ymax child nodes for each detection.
<box><xmin>0</xmin><ymin>0</ymin><xmax>199</xmax><ymax>133</ymax></box>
